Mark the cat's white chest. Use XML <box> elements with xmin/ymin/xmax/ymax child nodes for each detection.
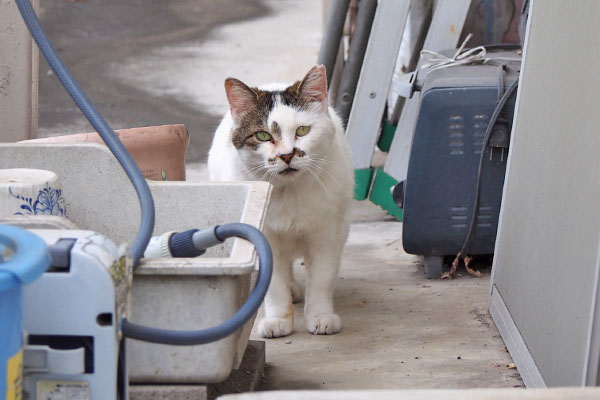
<box><xmin>265</xmin><ymin>180</ymin><xmax>331</xmax><ymax>234</ymax></box>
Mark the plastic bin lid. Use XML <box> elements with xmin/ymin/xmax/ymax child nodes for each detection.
<box><xmin>0</xmin><ymin>225</ymin><xmax>50</xmax><ymax>291</ymax></box>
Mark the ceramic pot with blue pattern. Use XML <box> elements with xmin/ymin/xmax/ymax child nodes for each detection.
<box><xmin>0</xmin><ymin>169</ymin><xmax>67</xmax><ymax>218</ymax></box>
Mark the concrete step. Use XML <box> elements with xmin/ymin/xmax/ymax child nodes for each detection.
<box><xmin>218</xmin><ymin>387</ymin><xmax>600</xmax><ymax>400</ymax></box>
<box><xmin>130</xmin><ymin>340</ymin><xmax>265</xmax><ymax>400</ymax></box>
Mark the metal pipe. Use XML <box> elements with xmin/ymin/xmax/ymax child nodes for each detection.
<box><xmin>317</xmin><ymin>0</ymin><xmax>351</xmax><ymax>86</ymax></box>
<box><xmin>334</xmin><ymin>0</ymin><xmax>377</xmax><ymax>125</ymax></box>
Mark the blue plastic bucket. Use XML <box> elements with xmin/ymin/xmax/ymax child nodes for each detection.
<box><xmin>0</xmin><ymin>225</ymin><xmax>50</xmax><ymax>400</ymax></box>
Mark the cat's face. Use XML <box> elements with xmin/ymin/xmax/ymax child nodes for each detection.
<box><xmin>224</xmin><ymin>65</ymin><xmax>335</xmax><ymax>184</ymax></box>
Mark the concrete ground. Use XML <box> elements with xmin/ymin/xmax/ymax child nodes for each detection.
<box><xmin>38</xmin><ymin>0</ymin><xmax>525</xmax><ymax>394</ymax></box>
<box><xmin>250</xmin><ymin>199</ymin><xmax>523</xmax><ymax>390</ymax></box>
<box><xmin>191</xmin><ymin>163</ymin><xmax>524</xmax><ymax>393</ymax></box>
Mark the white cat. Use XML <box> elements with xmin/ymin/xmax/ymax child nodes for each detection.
<box><xmin>207</xmin><ymin>65</ymin><xmax>353</xmax><ymax>338</ymax></box>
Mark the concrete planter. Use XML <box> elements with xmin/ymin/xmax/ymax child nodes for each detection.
<box><xmin>127</xmin><ymin>181</ymin><xmax>271</xmax><ymax>383</ymax></box>
<box><xmin>0</xmin><ymin>143</ymin><xmax>271</xmax><ymax>384</ymax></box>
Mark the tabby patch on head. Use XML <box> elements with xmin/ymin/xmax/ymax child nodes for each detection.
<box><xmin>223</xmin><ymin>65</ymin><xmax>333</xmax><ymax>182</ymax></box>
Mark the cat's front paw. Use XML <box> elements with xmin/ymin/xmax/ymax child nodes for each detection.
<box><xmin>257</xmin><ymin>317</ymin><xmax>294</xmax><ymax>338</ymax></box>
<box><xmin>305</xmin><ymin>313</ymin><xmax>342</xmax><ymax>335</ymax></box>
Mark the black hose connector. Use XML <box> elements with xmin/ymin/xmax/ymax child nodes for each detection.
<box><xmin>169</xmin><ymin>229</ymin><xmax>205</xmax><ymax>258</ymax></box>
<box><xmin>122</xmin><ymin>223</ymin><xmax>272</xmax><ymax>345</ymax></box>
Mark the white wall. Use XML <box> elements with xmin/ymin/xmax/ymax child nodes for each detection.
<box><xmin>0</xmin><ymin>0</ymin><xmax>39</xmax><ymax>142</ymax></box>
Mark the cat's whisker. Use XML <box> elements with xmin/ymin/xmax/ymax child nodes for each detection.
<box><xmin>305</xmin><ymin>166</ymin><xmax>331</xmax><ymax>199</ymax></box>
<box><xmin>258</xmin><ymin>168</ymin><xmax>273</xmax><ymax>182</ymax></box>
<box><xmin>308</xmin><ymin>159</ymin><xmax>341</xmax><ymax>177</ymax></box>
<box><xmin>307</xmin><ymin>161</ymin><xmax>353</xmax><ymax>198</ymax></box>
<box><xmin>307</xmin><ymin>155</ymin><xmax>336</xmax><ymax>164</ymax></box>
<box><xmin>249</xmin><ymin>165</ymin><xmax>267</xmax><ymax>174</ymax></box>
<box><xmin>248</xmin><ymin>161</ymin><xmax>267</xmax><ymax>170</ymax></box>
<box><xmin>308</xmin><ymin>157</ymin><xmax>350</xmax><ymax>184</ymax></box>
<box><xmin>267</xmin><ymin>170</ymin><xmax>277</xmax><ymax>187</ymax></box>
<box><xmin>308</xmin><ymin>156</ymin><xmax>342</xmax><ymax>170</ymax></box>
<box><xmin>249</xmin><ymin>168</ymin><xmax>264</xmax><ymax>180</ymax></box>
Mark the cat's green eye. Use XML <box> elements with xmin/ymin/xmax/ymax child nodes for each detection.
<box><xmin>255</xmin><ymin>131</ymin><xmax>272</xmax><ymax>141</ymax></box>
<box><xmin>296</xmin><ymin>126</ymin><xmax>311</xmax><ymax>137</ymax></box>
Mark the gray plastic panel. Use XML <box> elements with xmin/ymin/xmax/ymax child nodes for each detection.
<box><xmin>490</xmin><ymin>0</ymin><xmax>600</xmax><ymax>387</ymax></box>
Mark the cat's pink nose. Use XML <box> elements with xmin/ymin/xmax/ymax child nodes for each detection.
<box><xmin>278</xmin><ymin>152</ymin><xmax>294</xmax><ymax>164</ymax></box>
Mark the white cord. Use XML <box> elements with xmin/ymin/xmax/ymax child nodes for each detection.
<box><xmin>420</xmin><ymin>33</ymin><xmax>520</xmax><ymax>72</ymax></box>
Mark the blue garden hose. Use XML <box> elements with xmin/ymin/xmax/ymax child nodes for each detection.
<box><xmin>15</xmin><ymin>0</ymin><xmax>272</xmax><ymax>345</ymax></box>
<box><xmin>15</xmin><ymin>0</ymin><xmax>154</xmax><ymax>267</ymax></box>
<box><xmin>122</xmin><ymin>223</ymin><xmax>272</xmax><ymax>345</ymax></box>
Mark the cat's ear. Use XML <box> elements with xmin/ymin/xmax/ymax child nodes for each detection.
<box><xmin>225</xmin><ymin>78</ymin><xmax>258</xmax><ymax>123</ymax></box>
<box><xmin>297</xmin><ymin>65</ymin><xmax>328</xmax><ymax>110</ymax></box>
